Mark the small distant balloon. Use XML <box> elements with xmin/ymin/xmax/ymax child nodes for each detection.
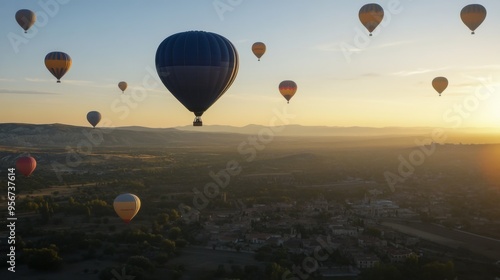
<box><xmin>432</xmin><ymin>77</ymin><xmax>448</xmax><ymax>97</ymax></box>
<box><xmin>359</xmin><ymin>3</ymin><xmax>384</xmax><ymax>36</ymax></box>
<box><xmin>16</xmin><ymin>156</ymin><xmax>37</xmax><ymax>177</ymax></box>
<box><xmin>252</xmin><ymin>42</ymin><xmax>266</xmax><ymax>61</ymax></box>
<box><xmin>279</xmin><ymin>80</ymin><xmax>297</xmax><ymax>104</ymax></box>
<box><xmin>86</xmin><ymin>111</ymin><xmax>101</xmax><ymax>128</ymax></box>
<box><xmin>15</xmin><ymin>9</ymin><xmax>36</xmax><ymax>33</ymax></box>
<box><xmin>113</xmin><ymin>193</ymin><xmax>141</xmax><ymax>223</ymax></box>
<box><xmin>118</xmin><ymin>81</ymin><xmax>127</xmax><ymax>93</ymax></box>
<box><xmin>461</xmin><ymin>4</ymin><xmax>487</xmax><ymax>34</ymax></box>
<box><xmin>45</xmin><ymin>52</ymin><xmax>72</xmax><ymax>83</ymax></box>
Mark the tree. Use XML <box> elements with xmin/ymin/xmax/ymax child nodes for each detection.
<box><xmin>127</xmin><ymin>255</ymin><xmax>155</xmax><ymax>272</ymax></box>
<box><xmin>23</xmin><ymin>247</ymin><xmax>63</xmax><ymax>271</ymax></box>
<box><xmin>168</xmin><ymin>227</ymin><xmax>181</xmax><ymax>240</ymax></box>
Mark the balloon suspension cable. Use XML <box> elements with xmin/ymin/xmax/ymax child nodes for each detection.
<box><xmin>287</xmin><ymin>101</ymin><xmax>289</xmax><ymax>104</ymax></box>
<box><xmin>439</xmin><ymin>93</ymin><xmax>441</xmax><ymax>97</ymax></box>
<box><xmin>258</xmin><ymin>58</ymin><xmax>260</xmax><ymax>61</ymax></box>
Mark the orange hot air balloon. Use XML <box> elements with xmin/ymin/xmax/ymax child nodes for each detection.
<box><xmin>15</xmin><ymin>9</ymin><xmax>36</xmax><ymax>33</ymax></box>
<box><xmin>45</xmin><ymin>51</ymin><xmax>72</xmax><ymax>83</ymax></box>
<box><xmin>359</xmin><ymin>3</ymin><xmax>384</xmax><ymax>36</ymax></box>
<box><xmin>113</xmin><ymin>193</ymin><xmax>141</xmax><ymax>223</ymax></box>
<box><xmin>279</xmin><ymin>80</ymin><xmax>297</xmax><ymax>104</ymax></box>
<box><xmin>118</xmin><ymin>81</ymin><xmax>127</xmax><ymax>93</ymax></box>
<box><xmin>461</xmin><ymin>4</ymin><xmax>486</xmax><ymax>35</ymax></box>
<box><xmin>16</xmin><ymin>156</ymin><xmax>37</xmax><ymax>177</ymax></box>
<box><xmin>252</xmin><ymin>42</ymin><xmax>266</xmax><ymax>61</ymax></box>
<box><xmin>432</xmin><ymin>77</ymin><xmax>448</xmax><ymax>97</ymax></box>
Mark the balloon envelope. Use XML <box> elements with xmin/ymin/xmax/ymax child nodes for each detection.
<box><xmin>113</xmin><ymin>193</ymin><xmax>141</xmax><ymax>223</ymax></box>
<box><xmin>155</xmin><ymin>31</ymin><xmax>239</xmax><ymax>126</ymax></box>
<box><xmin>118</xmin><ymin>81</ymin><xmax>127</xmax><ymax>93</ymax></box>
<box><xmin>432</xmin><ymin>77</ymin><xmax>448</xmax><ymax>96</ymax></box>
<box><xmin>16</xmin><ymin>156</ymin><xmax>37</xmax><ymax>177</ymax></box>
<box><xmin>86</xmin><ymin>111</ymin><xmax>101</xmax><ymax>128</ymax></box>
<box><xmin>279</xmin><ymin>80</ymin><xmax>297</xmax><ymax>103</ymax></box>
<box><xmin>252</xmin><ymin>42</ymin><xmax>266</xmax><ymax>61</ymax></box>
<box><xmin>461</xmin><ymin>4</ymin><xmax>486</xmax><ymax>34</ymax></box>
<box><xmin>359</xmin><ymin>3</ymin><xmax>384</xmax><ymax>36</ymax></box>
<box><xmin>45</xmin><ymin>52</ymin><xmax>72</xmax><ymax>83</ymax></box>
<box><xmin>15</xmin><ymin>9</ymin><xmax>36</xmax><ymax>33</ymax></box>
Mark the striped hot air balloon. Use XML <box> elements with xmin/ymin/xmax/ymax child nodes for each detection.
<box><xmin>113</xmin><ymin>193</ymin><xmax>141</xmax><ymax>224</ymax></box>
<box><xmin>252</xmin><ymin>42</ymin><xmax>266</xmax><ymax>61</ymax></box>
<box><xmin>45</xmin><ymin>51</ymin><xmax>72</xmax><ymax>83</ymax></box>
<box><xmin>359</xmin><ymin>3</ymin><xmax>384</xmax><ymax>36</ymax></box>
<box><xmin>461</xmin><ymin>4</ymin><xmax>487</xmax><ymax>35</ymax></box>
<box><xmin>279</xmin><ymin>80</ymin><xmax>297</xmax><ymax>104</ymax></box>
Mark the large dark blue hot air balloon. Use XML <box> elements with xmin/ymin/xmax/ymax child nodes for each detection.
<box><xmin>155</xmin><ymin>31</ymin><xmax>239</xmax><ymax>126</ymax></box>
<box><xmin>86</xmin><ymin>111</ymin><xmax>101</xmax><ymax>128</ymax></box>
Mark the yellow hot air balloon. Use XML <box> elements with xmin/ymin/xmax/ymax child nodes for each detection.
<box><xmin>432</xmin><ymin>77</ymin><xmax>448</xmax><ymax>97</ymax></box>
<box><xmin>359</xmin><ymin>3</ymin><xmax>384</xmax><ymax>36</ymax></box>
<box><xmin>45</xmin><ymin>52</ymin><xmax>72</xmax><ymax>83</ymax></box>
<box><xmin>15</xmin><ymin>9</ymin><xmax>36</xmax><ymax>33</ymax></box>
<box><xmin>461</xmin><ymin>4</ymin><xmax>486</xmax><ymax>35</ymax></box>
<box><xmin>113</xmin><ymin>193</ymin><xmax>141</xmax><ymax>223</ymax></box>
<box><xmin>279</xmin><ymin>80</ymin><xmax>297</xmax><ymax>104</ymax></box>
<box><xmin>118</xmin><ymin>81</ymin><xmax>127</xmax><ymax>93</ymax></box>
<box><xmin>252</xmin><ymin>42</ymin><xmax>266</xmax><ymax>61</ymax></box>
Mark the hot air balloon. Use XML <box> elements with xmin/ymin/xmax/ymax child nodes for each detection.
<box><xmin>432</xmin><ymin>77</ymin><xmax>448</xmax><ymax>97</ymax></box>
<box><xmin>16</xmin><ymin>156</ymin><xmax>37</xmax><ymax>177</ymax></box>
<box><xmin>15</xmin><ymin>9</ymin><xmax>36</xmax><ymax>33</ymax></box>
<box><xmin>461</xmin><ymin>4</ymin><xmax>486</xmax><ymax>34</ymax></box>
<box><xmin>155</xmin><ymin>31</ymin><xmax>239</xmax><ymax>126</ymax></box>
<box><xmin>45</xmin><ymin>52</ymin><xmax>72</xmax><ymax>83</ymax></box>
<box><xmin>113</xmin><ymin>193</ymin><xmax>141</xmax><ymax>224</ymax></box>
<box><xmin>118</xmin><ymin>81</ymin><xmax>127</xmax><ymax>93</ymax></box>
<box><xmin>252</xmin><ymin>42</ymin><xmax>266</xmax><ymax>61</ymax></box>
<box><xmin>359</xmin><ymin>3</ymin><xmax>384</xmax><ymax>36</ymax></box>
<box><xmin>87</xmin><ymin>111</ymin><xmax>101</xmax><ymax>128</ymax></box>
<box><xmin>279</xmin><ymin>80</ymin><xmax>297</xmax><ymax>104</ymax></box>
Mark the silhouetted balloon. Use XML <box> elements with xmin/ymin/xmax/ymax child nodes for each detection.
<box><xmin>86</xmin><ymin>111</ymin><xmax>101</xmax><ymax>128</ymax></box>
<box><xmin>113</xmin><ymin>193</ymin><xmax>141</xmax><ymax>223</ymax></box>
<box><xmin>155</xmin><ymin>31</ymin><xmax>239</xmax><ymax>126</ymax></box>
<box><xmin>279</xmin><ymin>80</ymin><xmax>297</xmax><ymax>103</ymax></box>
<box><xmin>461</xmin><ymin>4</ymin><xmax>487</xmax><ymax>34</ymax></box>
<box><xmin>432</xmin><ymin>77</ymin><xmax>448</xmax><ymax>97</ymax></box>
<box><xmin>252</xmin><ymin>42</ymin><xmax>266</xmax><ymax>61</ymax></box>
<box><xmin>16</xmin><ymin>156</ymin><xmax>37</xmax><ymax>177</ymax></box>
<box><xmin>15</xmin><ymin>9</ymin><xmax>36</xmax><ymax>33</ymax></box>
<box><xmin>45</xmin><ymin>52</ymin><xmax>72</xmax><ymax>83</ymax></box>
<box><xmin>359</xmin><ymin>3</ymin><xmax>384</xmax><ymax>36</ymax></box>
<box><xmin>118</xmin><ymin>81</ymin><xmax>127</xmax><ymax>93</ymax></box>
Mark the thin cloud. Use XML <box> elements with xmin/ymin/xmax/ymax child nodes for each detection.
<box><xmin>24</xmin><ymin>77</ymin><xmax>95</xmax><ymax>86</ymax></box>
<box><xmin>392</xmin><ymin>67</ymin><xmax>450</xmax><ymax>77</ymax></box>
<box><xmin>0</xmin><ymin>89</ymin><xmax>58</xmax><ymax>95</ymax></box>
<box><xmin>0</xmin><ymin>78</ymin><xmax>16</xmax><ymax>82</ymax></box>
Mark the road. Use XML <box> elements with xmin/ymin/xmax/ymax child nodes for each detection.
<box><xmin>382</xmin><ymin>221</ymin><xmax>500</xmax><ymax>261</ymax></box>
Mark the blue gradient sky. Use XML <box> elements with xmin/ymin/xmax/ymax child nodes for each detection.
<box><xmin>1</xmin><ymin>0</ymin><xmax>500</xmax><ymax>129</ymax></box>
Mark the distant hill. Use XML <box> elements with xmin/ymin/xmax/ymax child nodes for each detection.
<box><xmin>0</xmin><ymin>123</ymin><xmax>499</xmax><ymax>148</ymax></box>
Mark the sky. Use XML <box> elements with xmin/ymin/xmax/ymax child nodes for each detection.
<box><xmin>1</xmin><ymin>0</ymin><xmax>500</xmax><ymax>129</ymax></box>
